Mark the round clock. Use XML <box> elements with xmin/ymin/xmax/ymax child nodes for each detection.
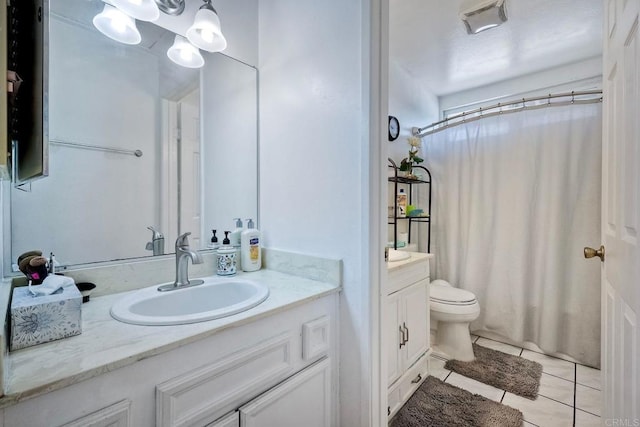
<box><xmin>388</xmin><ymin>116</ymin><xmax>400</xmax><ymax>141</ymax></box>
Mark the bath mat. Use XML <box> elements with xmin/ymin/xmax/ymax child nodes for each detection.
<box><xmin>445</xmin><ymin>343</ymin><xmax>543</xmax><ymax>400</ymax></box>
<box><xmin>390</xmin><ymin>375</ymin><xmax>523</xmax><ymax>427</ymax></box>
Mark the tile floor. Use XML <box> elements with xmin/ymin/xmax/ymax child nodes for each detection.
<box><xmin>430</xmin><ymin>335</ymin><xmax>602</xmax><ymax>427</ymax></box>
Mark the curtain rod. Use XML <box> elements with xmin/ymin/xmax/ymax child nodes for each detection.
<box><xmin>50</xmin><ymin>138</ymin><xmax>143</xmax><ymax>157</ymax></box>
<box><xmin>411</xmin><ymin>90</ymin><xmax>603</xmax><ymax>138</ymax></box>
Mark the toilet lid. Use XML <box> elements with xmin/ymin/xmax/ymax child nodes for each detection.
<box><xmin>430</xmin><ymin>284</ymin><xmax>477</xmax><ymax>305</ymax></box>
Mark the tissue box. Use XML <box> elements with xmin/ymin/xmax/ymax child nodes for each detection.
<box><xmin>10</xmin><ymin>285</ymin><xmax>82</xmax><ymax>351</ymax></box>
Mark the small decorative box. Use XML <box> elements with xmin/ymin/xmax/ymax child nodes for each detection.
<box><xmin>10</xmin><ymin>285</ymin><xmax>82</xmax><ymax>351</ymax></box>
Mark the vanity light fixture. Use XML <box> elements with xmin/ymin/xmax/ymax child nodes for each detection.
<box><xmin>459</xmin><ymin>0</ymin><xmax>508</xmax><ymax>34</ymax></box>
<box><xmin>167</xmin><ymin>35</ymin><xmax>205</xmax><ymax>68</ymax></box>
<box><xmin>92</xmin><ymin>4</ymin><xmax>142</xmax><ymax>45</ymax></box>
<box><xmin>186</xmin><ymin>0</ymin><xmax>227</xmax><ymax>52</ymax></box>
<box><xmin>111</xmin><ymin>0</ymin><xmax>160</xmax><ymax>22</ymax></box>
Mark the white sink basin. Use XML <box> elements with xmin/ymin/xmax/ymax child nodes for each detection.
<box><xmin>388</xmin><ymin>249</ymin><xmax>411</xmax><ymax>262</ymax></box>
<box><xmin>110</xmin><ymin>277</ymin><xmax>270</xmax><ymax>326</ymax></box>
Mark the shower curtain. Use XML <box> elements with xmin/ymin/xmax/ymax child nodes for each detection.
<box><xmin>423</xmin><ymin>103</ymin><xmax>602</xmax><ymax>367</ymax></box>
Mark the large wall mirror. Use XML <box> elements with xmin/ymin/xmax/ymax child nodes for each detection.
<box><xmin>6</xmin><ymin>0</ymin><xmax>258</xmax><ymax>270</ymax></box>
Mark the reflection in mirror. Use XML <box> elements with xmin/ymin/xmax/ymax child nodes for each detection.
<box><xmin>8</xmin><ymin>0</ymin><xmax>258</xmax><ymax>270</ymax></box>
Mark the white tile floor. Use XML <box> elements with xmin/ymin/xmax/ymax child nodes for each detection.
<box><xmin>430</xmin><ymin>335</ymin><xmax>602</xmax><ymax>427</ymax></box>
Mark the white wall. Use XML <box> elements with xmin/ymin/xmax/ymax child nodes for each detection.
<box><xmin>258</xmin><ymin>2</ymin><xmax>370</xmax><ymax>425</ymax></box>
<box><xmin>387</xmin><ymin>60</ymin><xmax>439</xmax><ymax>162</ymax></box>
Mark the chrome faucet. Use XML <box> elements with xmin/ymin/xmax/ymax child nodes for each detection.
<box><xmin>158</xmin><ymin>232</ymin><xmax>204</xmax><ymax>292</ymax></box>
<box><xmin>145</xmin><ymin>226</ymin><xmax>165</xmax><ymax>256</ymax></box>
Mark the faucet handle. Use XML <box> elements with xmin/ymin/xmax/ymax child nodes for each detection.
<box><xmin>147</xmin><ymin>226</ymin><xmax>164</xmax><ymax>239</ymax></box>
<box><xmin>176</xmin><ymin>232</ymin><xmax>192</xmax><ymax>249</ymax></box>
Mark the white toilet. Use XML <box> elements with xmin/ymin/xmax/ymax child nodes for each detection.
<box><xmin>430</xmin><ymin>279</ymin><xmax>480</xmax><ymax>362</ymax></box>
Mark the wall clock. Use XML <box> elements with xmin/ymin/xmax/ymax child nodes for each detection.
<box><xmin>388</xmin><ymin>116</ymin><xmax>399</xmax><ymax>141</ymax></box>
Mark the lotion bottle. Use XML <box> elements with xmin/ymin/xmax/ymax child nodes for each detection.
<box><xmin>240</xmin><ymin>219</ymin><xmax>261</xmax><ymax>272</ymax></box>
<box><xmin>397</xmin><ymin>188</ymin><xmax>407</xmax><ymax>218</ymax></box>
<box><xmin>230</xmin><ymin>218</ymin><xmax>243</xmax><ymax>247</ymax></box>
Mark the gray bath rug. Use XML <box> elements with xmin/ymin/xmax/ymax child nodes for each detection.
<box><xmin>390</xmin><ymin>375</ymin><xmax>523</xmax><ymax>427</ymax></box>
<box><xmin>445</xmin><ymin>343</ymin><xmax>543</xmax><ymax>400</ymax></box>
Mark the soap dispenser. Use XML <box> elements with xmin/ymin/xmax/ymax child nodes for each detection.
<box><xmin>208</xmin><ymin>229</ymin><xmax>219</xmax><ymax>250</ymax></box>
<box><xmin>240</xmin><ymin>219</ymin><xmax>261</xmax><ymax>272</ymax></box>
<box><xmin>216</xmin><ymin>231</ymin><xmax>237</xmax><ymax>276</ymax></box>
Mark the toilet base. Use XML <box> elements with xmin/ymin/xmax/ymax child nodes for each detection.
<box><xmin>435</xmin><ymin>321</ymin><xmax>475</xmax><ymax>362</ymax></box>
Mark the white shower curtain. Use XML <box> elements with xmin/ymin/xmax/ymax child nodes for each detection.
<box><xmin>423</xmin><ymin>103</ymin><xmax>602</xmax><ymax>367</ymax></box>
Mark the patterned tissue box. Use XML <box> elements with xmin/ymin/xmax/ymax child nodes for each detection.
<box><xmin>10</xmin><ymin>285</ymin><xmax>82</xmax><ymax>351</ymax></box>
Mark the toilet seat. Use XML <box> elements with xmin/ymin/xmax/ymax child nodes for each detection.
<box><xmin>430</xmin><ymin>283</ymin><xmax>477</xmax><ymax>306</ymax></box>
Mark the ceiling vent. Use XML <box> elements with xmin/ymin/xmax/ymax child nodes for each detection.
<box><xmin>459</xmin><ymin>0</ymin><xmax>508</xmax><ymax>35</ymax></box>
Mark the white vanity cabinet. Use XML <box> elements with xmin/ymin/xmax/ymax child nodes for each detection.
<box><xmin>387</xmin><ymin>279</ymin><xmax>429</xmax><ymax>386</ymax></box>
<box><xmin>1</xmin><ymin>293</ymin><xmax>337</xmax><ymax>427</ymax></box>
<box><xmin>386</xmin><ymin>253</ymin><xmax>431</xmax><ymax>419</ymax></box>
<box><xmin>208</xmin><ymin>357</ymin><xmax>331</xmax><ymax>427</ymax></box>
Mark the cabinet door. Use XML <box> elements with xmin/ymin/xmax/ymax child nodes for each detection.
<box><xmin>207</xmin><ymin>411</ymin><xmax>239</xmax><ymax>427</ymax></box>
<box><xmin>239</xmin><ymin>358</ymin><xmax>331</xmax><ymax>427</ymax></box>
<box><xmin>386</xmin><ymin>292</ymin><xmax>402</xmax><ymax>385</ymax></box>
<box><xmin>402</xmin><ymin>280</ymin><xmax>429</xmax><ymax>369</ymax></box>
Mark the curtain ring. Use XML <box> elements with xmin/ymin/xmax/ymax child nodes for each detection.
<box><xmin>498</xmin><ymin>102</ymin><xmax>502</xmax><ymax>114</ymax></box>
<box><xmin>571</xmin><ymin>91</ymin><xmax>575</xmax><ymax>104</ymax></box>
<box><xmin>548</xmin><ymin>94</ymin><xmax>552</xmax><ymax>105</ymax></box>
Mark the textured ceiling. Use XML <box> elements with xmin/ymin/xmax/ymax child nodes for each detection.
<box><xmin>389</xmin><ymin>0</ymin><xmax>603</xmax><ymax>96</ymax></box>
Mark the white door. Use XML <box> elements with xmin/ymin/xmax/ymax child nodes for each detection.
<box><xmin>239</xmin><ymin>358</ymin><xmax>331</xmax><ymax>427</ymax></box>
<box><xmin>386</xmin><ymin>292</ymin><xmax>402</xmax><ymax>385</ymax></box>
<box><xmin>601</xmin><ymin>0</ymin><xmax>640</xmax><ymax>420</ymax></box>
<box><xmin>402</xmin><ymin>280</ymin><xmax>429</xmax><ymax>369</ymax></box>
<box><xmin>178</xmin><ymin>90</ymin><xmax>202</xmax><ymax>248</ymax></box>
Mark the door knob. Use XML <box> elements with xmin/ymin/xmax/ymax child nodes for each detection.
<box><xmin>584</xmin><ymin>245</ymin><xmax>605</xmax><ymax>262</ymax></box>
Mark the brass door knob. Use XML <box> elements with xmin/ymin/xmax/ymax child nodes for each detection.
<box><xmin>584</xmin><ymin>245</ymin><xmax>605</xmax><ymax>262</ymax></box>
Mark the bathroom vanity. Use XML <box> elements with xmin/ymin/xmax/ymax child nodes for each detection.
<box><xmin>385</xmin><ymin>251</ymin><xmax>433</xmax><ymax>419</ymax></box>
<box><xmin>0</xmin><ymin>253</ymin><xmax>340</xmax><ymax>427</ymax></box>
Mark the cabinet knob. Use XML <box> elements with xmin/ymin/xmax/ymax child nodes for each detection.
<box><xmin>584</xmin><ymin>245</ymin><xmax>605</xmax><ymax>262</ymax></box>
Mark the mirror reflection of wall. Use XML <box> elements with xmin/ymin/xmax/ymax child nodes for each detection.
<box><xmin>8</xmin><ymin>0</ymin><xmax>258</xmax><ymax>269</ymax></box>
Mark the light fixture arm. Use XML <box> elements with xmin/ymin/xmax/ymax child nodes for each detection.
<box><xmin>154</xmin><ymin>0</ymin><xmax>185</xmax><ymax>16</ymax></box>
<box><xmin>199</xmin><ymin>0</ymin><xmax>217</xmax><ymax>14</ymax></box>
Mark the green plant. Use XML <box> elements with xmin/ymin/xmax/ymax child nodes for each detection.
<box><xmin>399</xmin><ymin>136</ymin><xmax>424</xmax><ymax>173</ymax></box>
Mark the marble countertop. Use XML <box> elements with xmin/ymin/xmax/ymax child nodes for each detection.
<box><xmin>386</xmin><ymin>251</ymin><xmax>433</xmax><ymax>271</ymax></box>
<box><xmin>1</xmin><ymin>269</ymin><xmax>340</xmax><ymax>407</ymax></box>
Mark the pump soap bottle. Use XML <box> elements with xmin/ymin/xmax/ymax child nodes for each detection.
<box><xmin>216</xmin><ymin>231</ymin><xmax>237</xmax><ymax>276</ymax></box>
<box><xmin>208</xmin><ymin>229</ymin><xmax>219</xmax><ymax>250</ymax></box>
<box><xmin>241</xmin><ymin>219</ymin><xmax>261</xmax><ymax>272</ymax></box>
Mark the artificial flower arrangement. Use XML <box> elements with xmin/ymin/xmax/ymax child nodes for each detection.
<box><xmin>399</xmin><ymin>136</ymin><xmax>423</xmax><ymax>179</ymax></box>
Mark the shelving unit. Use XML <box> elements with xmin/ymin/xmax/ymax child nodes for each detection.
<box><xmin>388</xmin><ymin>158</ymin><xmax>431</xmax><ymax>252</ymax></box>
